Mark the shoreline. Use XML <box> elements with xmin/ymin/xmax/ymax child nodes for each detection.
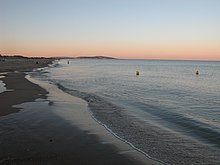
<box><xmin>27</xmin><ymin>73</ymin><xmax>162</xmax><ymax>165</ymax></box>
<box><xmin>0</xmin><ymin>58</ymin><xmax>54</xmax><ymax>72</ymax></box>
<box><xmin>57</xmin><ymin>83</ymin><xmax>165</xmax><ymax>164</ymax></box>
<box><xmin>0</xmin><ymin>60</ymin><xmax>161</xmax><ymax>164</ymax></box>
<box><xmin>0</xmin><ymin>58</ymin><xmax>53</xmax><ymax>117</ymax></box>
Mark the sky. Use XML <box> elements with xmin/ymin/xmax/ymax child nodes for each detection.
<box><xmin>0</xmin><ymin>0</ymin><xmax>220</xmax><ymax>60</ymax></box>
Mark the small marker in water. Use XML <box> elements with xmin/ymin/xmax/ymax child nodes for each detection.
<box><xmin>196</xmin><ymin>70</ymin><xmax>199</xmax><ymax>75</ymax></box>
<box><xmin>136</xmin><ymin>71</ymin><xmax>140</xmax><ymax>76</ymax></box>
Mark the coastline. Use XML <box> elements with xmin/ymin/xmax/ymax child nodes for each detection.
<box><xmin>0</xmin><ymin>72</ymin><xmax>48</xmax><ymax>117</ymax></box>
<box><xmin>0</xmin><ymin>59</ymin><xmax>161</xmax><ymax>164</ymax></box>
<box><xmin>0</xmin><ymin>58</ymin><xmax>54</xmax><ymax>72</ymax></box>
<box><xmin>0</xmin><ymin>58</ymin><xmax>53</xmax><ymax>117</ymax></box>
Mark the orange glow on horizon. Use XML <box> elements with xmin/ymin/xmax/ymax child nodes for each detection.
<box><xmin>1</xmin><ymin>41</ymin><xmax>220</xmax><ymax>60</ymax></box>
<box><xmin>1</xmin><ymin>50</ymin><xmax>219</xmax><ymax>61</ymax></box>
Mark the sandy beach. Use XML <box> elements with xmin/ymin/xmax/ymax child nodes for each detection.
<box><xmin>0</xmin><ymin>58</ymin><xmax>53</xmax><ymax>72</ymax></box>
<box><xmin>0</xmin><ymin>59</ymin><xmax>161</xmax><ymax>164</ymax></box>
<box><xmin>0</xmin><ymin>72</ymin><xmax>48</xmax><ymax>116</ymax></box>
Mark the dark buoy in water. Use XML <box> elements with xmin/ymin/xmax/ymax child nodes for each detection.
<box><xmin>196</xmin><ymin>70</ymin><xmax>199</xmax><ymax>75</ymax></box>
<box><xmin>67</xmin><ymin>60</ymin><xmax>69</xmax><ymax>64</ymax></box>
<box><xmin>136</xmin><ymin>71</ymin><xmax>140</xmax><ymax>76</ymax></box>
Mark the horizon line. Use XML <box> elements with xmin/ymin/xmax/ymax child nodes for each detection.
<box><xmin>1</xmin><ymin>54</ymin><xmax>220</xmax><ymax>62</ymax></box>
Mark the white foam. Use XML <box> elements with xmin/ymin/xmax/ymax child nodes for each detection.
<box><xmin>86</xmin><ymin>107</ymin><xmax>166</xmax><ymax>165</ymax></box>
<box><xmin>0</xmin><ymin>80</ymin><xmax>6</xmax><ymax>93</ymax></box>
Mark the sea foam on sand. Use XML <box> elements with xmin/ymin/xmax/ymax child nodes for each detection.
<box><xmin>0</xmin><ymin>76</ymin><xmax>6</xmax><ymax>93</ymax></box>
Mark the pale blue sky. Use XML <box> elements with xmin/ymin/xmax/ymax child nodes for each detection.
<box><xmin>1</xmin><ymin>0</ymin><xmax>220</xmax><ymax>59</ymax></box>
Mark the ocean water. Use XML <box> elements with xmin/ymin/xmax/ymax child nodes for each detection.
<box><xmin>34</xmin><ymin>59</ymin><xmax>220</xmax><ymax>164</ymax></box>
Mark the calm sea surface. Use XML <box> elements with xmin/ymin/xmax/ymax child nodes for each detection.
<box><xmin>35</xmin><ymin>59</ymin><xmax>220</xmax><ymax>164</ymax></box>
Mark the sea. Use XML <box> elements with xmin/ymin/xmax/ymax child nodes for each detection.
<box><xmin>33</xmin><ymin>59</ymin><xmax>220</xmax><ymax>165</ymax></box>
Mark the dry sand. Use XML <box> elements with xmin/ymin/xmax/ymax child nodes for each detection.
<box><xmin>0</xmin><ymin>58</ymin><xmax>53</xmax><ymax>72</ymax></box>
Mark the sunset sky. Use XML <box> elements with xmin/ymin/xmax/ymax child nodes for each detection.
<box><xmin>1</xmin><ymin>0</ymin><xmax>220</xmax><ymax>60</ymax></box>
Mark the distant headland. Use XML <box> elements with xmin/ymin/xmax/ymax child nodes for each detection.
<box><xmin>0</xmin><ymin>54</ymin><xmax>52</xmax><ymax>59</ymax></box>
<box><xmin>0</xmin><ymin>54</ymin><xmax>29</xmax><ymax>59</ymax></box>
<box><xmin>0</xmin><ymin>55</ymin><xmax>116</xmax><ymax>60</ymax></box>
<box><xmin>60</xmin><ymin>56</ymin><xmax>116</xmax><ymax>59</ymax></box>
<box><xmin>76</xmin><ymin>56</ymin><xmax>116</xmax><ymax>59</ymax></box>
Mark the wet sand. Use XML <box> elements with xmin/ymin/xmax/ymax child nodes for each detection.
<box><xmin>0</xmin><ymin>72</ymin><xmax>48</xmax><ymax>116</ymax></box>
<box><xmin>0</xmin><ymin>58</ymin><xmax>53</xmax><ymax>116</ymax></box>
<box><xmin>0</xmin><ymin>60</ymin><xmax>161</xmax><ymax>164</ymax></box>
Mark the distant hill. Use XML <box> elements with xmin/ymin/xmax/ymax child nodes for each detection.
<box><xmin>0</xmin><ymin>55</ymin><xmax>28</xmax><ymax>59</ymax></box>
<box><xmin>76</xmin><ymin>56</ymin><xmax>116</xmax><ymax>59</ymax></box>
<box><xmin>0</xmin><ymin>54</ymin><xmax>53</xmax><ymax>59</ymax></box>
<box><xmin>0</xmin><ymin>55</ymin><xmax>115</xmax><ymax>60</ymax></box>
